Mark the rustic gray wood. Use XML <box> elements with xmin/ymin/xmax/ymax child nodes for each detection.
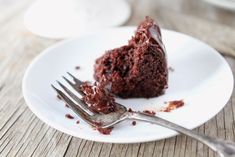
<box><xmin>0</xmin><ymin>0</ymin><xmax>234</xmax><ymax>157</ymax></box>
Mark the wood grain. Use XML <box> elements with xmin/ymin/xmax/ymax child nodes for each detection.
<box><xmin>0</xmin><ymin>0</ymin><xmax>234</xmax><ymax>157</ymax></box>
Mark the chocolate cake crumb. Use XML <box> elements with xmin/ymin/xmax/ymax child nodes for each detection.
<box><xmin>94</xmin><ymin>16</ymin><xmax>168</xmax><ymax>98</ymax></box>
<box><xmin>76</xmin><ymin>120</ymin><xmax>80</xmax><ymax>124</ymax></box>
<box><xmin>143</xmin><ymin>110</ymin><xmax>156</xmax><ymax>116</ymax></box>
<box><xmin>160</xmin><ymin>100</ymin><xmax>184</xmax><ymax>112</ymax></box>
<box><xmin>75</xmin><ymin>66</ymin><xmax>80</xmax><ymax>70</ymax></box>
<box><xmin>132</xmin><ymin>121</ymin><xmax>137</xmax><ymax>126</ymax></box>
<box><xmin>65</xmin><ymin>114</ymin><xmax>74</xmax><ymax>119</ymax></box>
<box><xmin>128</xmin><ymin>108</ymin><xmax>133</xmax><ymax>112</ymax></box>
<box><xmin>97</xmin><ymin>127</ymin><xmax>113</xmax><ymax>135</ymax></box>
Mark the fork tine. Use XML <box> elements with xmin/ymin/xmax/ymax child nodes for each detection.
<box><xmin>56</xmin><ymin>80</ymin><xmax>93</xmax><ymax>115</ymax></box>
<box><xmin>51</xmin><ymin>84</ymin><xmax>95</xmax><ymax>126</ymax></box>
<box><xmin>62</xmin><ymin>76</ymin><xmax>85</xmax><ymax>96</ymax></box>
<box><xmin>67</xmin><ymin>72</ymin><xmax>83</xmax><ymax>86</ymax></box>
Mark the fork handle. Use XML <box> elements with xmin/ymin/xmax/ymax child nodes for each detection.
<box><xmin>129</xmin><ymin>112</ymin><xmax>235</xmax><ymax>157</ymax></box>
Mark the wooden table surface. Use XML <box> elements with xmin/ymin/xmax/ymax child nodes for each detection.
<box><xmin>0</xmin><ymin>0</ymin><xmax>235</xmax><ymax>156</ymax></box>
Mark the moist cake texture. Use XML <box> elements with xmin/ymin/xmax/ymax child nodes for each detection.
<box><xmin>94</xmin><ymin>17</ymin><xmax>168</xmax><ymax>98</ymax></box>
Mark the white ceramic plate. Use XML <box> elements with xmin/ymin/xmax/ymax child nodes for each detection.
<box><xmin>22</xmin><ymin>27</ymin><xmax>233</xmax><ymax>143</ymax></box>
<box><xmin>203</xmin><ymin>0</ymin><xmax>235</xmax><ymax>11</ymax></box>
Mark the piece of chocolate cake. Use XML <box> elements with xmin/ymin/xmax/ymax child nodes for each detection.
<box><xmin>80</xmin><ymin>82</ymin><xmax>117</xmax><ymax>114</ymax></box>
<box><xmin>94</xmin><ymin>17</ymin><xmax>168</xmax><ymax>98</ymax></box>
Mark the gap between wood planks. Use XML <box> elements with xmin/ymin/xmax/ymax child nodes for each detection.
<box><xmin>0</xmin><ymin>84</ymin><xmax>4</xmax><ymax>92</ymax></box>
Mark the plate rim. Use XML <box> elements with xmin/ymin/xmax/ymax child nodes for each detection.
<box><xmin>22</xmin><ymin>27</ymin><xmax>234</xmax><ymax>143</ymax></box>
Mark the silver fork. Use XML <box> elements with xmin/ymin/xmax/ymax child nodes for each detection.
<box><xmin>52</xmin><ymin>72</ymin><xmax>235</xmax><ymax>157</ymax></box>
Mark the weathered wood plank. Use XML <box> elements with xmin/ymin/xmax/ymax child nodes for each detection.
<box><xmin>86</xmin><ymin>142</ymin><xmax>103</xmax><ymax>157</ymax></box>
<box><xmin>15</xmin><ymin>123</ymin><xmax>50</xmax><ymax>157</ymax></box>
<box><xmin>124</xmin><ymin>143</ymin><xmax>141</xmax><ymax>157</ymax></box>
<box><xmin>152</xmin><ymin>140</ymin><xmax>165</xmax><ymax>157</ymax></box>
<box><xmin>98</xmin><ymin>143</ymin><xmax>113</xmax><ymax>157</ymax></box>
<box><xmin>0</xmin><ymin>109</ymin><xmax>36</xmax><ymax>156</ymax></box>
<box><xmin>63</xmin><ymin>137</ymin><xmax>83</xmax><ymax>157</ymax></box>
<box><xmin>47</xmin><ymin>134</ymin><xmax>72</xmax><ymax>157</ymax></box>
<box><xmin>141</xmin><ymin>141</ymin><xmax>155</xmax><ymax>157</ymax></box>
<box><xmin>109</xmin><ymin>144</ymin><xmax>128</xmax><ymax>157</ymax></box>
<box><xmin>30</xmin><ymin>128</ymin><xmax>58</xmax><ymax>157</ymax></box>
<box><xmin>77</xmin><ymin>141</ymin><xmax>94</xmax><ymax>157</ymax></box>
<box><xmin>163</xmin><ymin>137</ymin><xmax>177</xmax><ymax>157</ymax></box>
<box><xmin>205</xmin><ymin>117</ymin><xmax>217</xmax><ymax>157</ymax></box>
<box><xmin>0</xmin><ymin>0</ymin><xmax>32</xmax><ymax>26</ymax></box>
